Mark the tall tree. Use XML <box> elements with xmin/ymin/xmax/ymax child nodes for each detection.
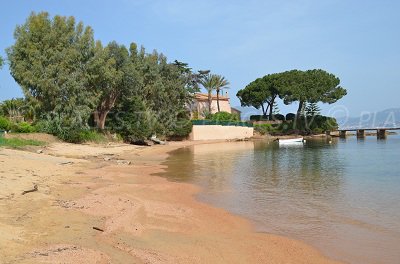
<box><xmin>7</xmin><ymin>12</ymin><xmax>96</xmax><ymax>122</ymax></box>
<box><xmin>305</xmin><ymin>102</ymin><xmax>321</xmax><ymax>117</ymax></box>
<box><xmin>279</xmin><ymin>69</ymin><xmax>347</xmax><ymax>118</ymax></box>
<box><xmin>0</xmin><ymin>56</ymin><xmax>3</xmax><ymax>69</ymax></box>
<box><xmin>237</xmin><ymin>73</ymin><xmax>281</xmax><ymax>119</ymax></box>
<box><xmin>213</xmin><ymin>75</ymin><xmax>230</xmax><ymax>112</ymax></box>
<box><xmin>200</xmin><ymin>74</ymin><xmax>230</xmax><ymax>113</ymax></box>
<box><xmin>172</xmin><ymin>60</ymin><xmax>209</xmax><ymax>94</ymax></box>
<box><xmin>120</xmin><ymin>46</ymin><xmax>191</xmax><ymax>138</ymax></box>
<box><xmin>200</xmin><ymin>74</ymin><xmax>217</xmax><ymax>113</ymax></box>
<box><xmin>272</xmin><ymin>101</ymin><xmax>280</xmax><ymax>115</ymax></box>
<box><xmin>89</xmin><ymin>41</ymin><xmax>137</xmax><ymax>129</ymax></box>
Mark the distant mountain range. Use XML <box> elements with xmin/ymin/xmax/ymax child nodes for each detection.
<box><xmin>336</xmin><ymin>108</ymin><xmax>400</xmax><ymax>129</ymax></box>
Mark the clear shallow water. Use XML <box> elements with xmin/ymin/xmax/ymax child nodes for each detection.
<box><xmin>159</xmin><ymin>136</ymin><xmax>400</xmax><ymax>264</ymax></box>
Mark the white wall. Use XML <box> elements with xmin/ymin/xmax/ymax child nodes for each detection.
<box><xmin>189</xmin><ymin>125</ymin><xmax>254</xmax><ymax>140</ymax></box>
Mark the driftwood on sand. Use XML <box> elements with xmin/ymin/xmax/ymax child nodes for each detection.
<box><xmin>21</xmin><ymin>184</ymin><xmax>38</xmax><ymax>195</ymax></box>
<box><xmin>92</xmin><ymin>226</ymin><xmax>104</xmax><ymax>232</ymax></box>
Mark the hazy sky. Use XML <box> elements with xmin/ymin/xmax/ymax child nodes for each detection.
<box><xmin>1</xmin><ymin>0</ymin><xmax>399</xmax><ymax>117</ymax></box>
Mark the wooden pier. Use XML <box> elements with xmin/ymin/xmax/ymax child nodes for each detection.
<box><xmin>328</xmin><ymin>128</ymin><xmax>400</xmax><ymax>139</ymax></box>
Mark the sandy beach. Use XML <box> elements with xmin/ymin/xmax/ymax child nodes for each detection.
<box><xmin>0</xmin><ymin>139</ymin><xmax>342</xmax><ymax>264</ymax></box>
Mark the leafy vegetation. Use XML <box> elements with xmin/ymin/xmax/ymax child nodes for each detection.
<box><xmin>237</xmin><ymin>69</ymin><xmax>346</xmax><ymax>132</ymax></box>
<box><xmin>210</xmin><ymin>111</ymin><xmax>240</xmax><ymax>122</ymax></box>
<box><xmin>0</xmin><ymin>116</ymin><xmax>12</xmax><ymax>131</ymax></box>
<box><xmin>254</xmin><ymin>115</ymin><xmax>338</xmax><ymax>135</ymax></box>
<box><xmin>236</xmin><ymin>73</ymin><xmax>281</xmax><ymax>119</ymax></box>
<box><xmin>14</xmin><ymin>122</ymin><xmax>37</xmax><ymax>133</ymax></box>
<box><xmin>2</xmin><ymin>12</ymin><xmax>347</xmax><ymax>142</ymax></box>
<box><xmin>305</xmin><ymin>102</ymin><xmax>321</xmax><ymax>117</ymax></box>
<box><xmin>5</xmin><ymin>12</ymin><xmax>201</xmax><ymax>143</ymax></box>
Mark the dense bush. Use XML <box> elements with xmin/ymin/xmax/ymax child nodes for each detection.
<box><xmin>254</xmin><ymin>123</ymin><xmax>286</xmax><ymax>135</ymax></box>
<box><xmin>204</xmin><ymin>112</ymin><xmax>213</xmax><ymax>120</ymax></box>
<box><xmin>250</xmin><ymin>114</ymin><xmax>285</xmax><ymax>121</ymax></box>
<box><xmin>107</xmin><ymin>97</ymin><xmax>155</xmax><ymax>144</ymax></box>
<box><xmin>254</xmin><ymin>124</ymin><xmax>273</xmax><ymax>135</ymax></box>
<box><xmin>0</xmin><ymin>117</ymin><xmax>36</xmax><ymax>133</ymax></box>
<box><xmin>13</xmin><ymin>122</ymin><xmax>36</xmax><ymax>133</ymax></box>
<box><xmin>35</xmin><ymin>116</ymin><xmax>90</xmax><ymax>143</ymax></box>
<box><xmin>272</xmin><ymin>114</ymin><xmax>285</xmax><ymax>121</ymax></box>
<box><xmin>0</xmin><ymin>116</ymin><xmax>12</xmax><ymax>131</ymax></box>
<box><xmin>310</xmin><ymin>115</ymin><xmax>338</xmax><ymax>132</ymax></box>
<box><xmin>250</xmin><ymin>115</ymin><xmax>269</xmax><ymax>121</ymax></box>
<box><xmin>286</xmin><ymin>113</ymin><xmax>296</xmax><ymax>121</ymax></box>
<box><xmin>254</xmin><ymin>115</ymin><xmax>338</xmax><ymax>135</ymax></box>
<box><xmin>170</xmin><ymin>119</ymin><xmax>193</xmax><ymax>138</ymax></box>
<box><xmin>211</xmin><ymin>111</ymin><xmax>240</xmax><ymax>122</ymax></box>
<box><xmin>284</xmin><ymin>115</ymin><xmax>338</xmax><ymax>134</ymax></box>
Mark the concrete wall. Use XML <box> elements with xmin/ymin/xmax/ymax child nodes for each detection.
<box><xmin>189</xmin><ymin>125</ymin><xmax>254</xmax><ymax>141</ymax></box>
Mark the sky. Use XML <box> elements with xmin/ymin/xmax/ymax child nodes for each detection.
<box><xmin>1</xmin><ymin>0</ymin><xmax>399</xmax><ymax>118</ymax></box>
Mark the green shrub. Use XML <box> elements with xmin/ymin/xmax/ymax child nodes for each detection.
<box><xmin>171</xmin><ymin>119</ymin><xmax>193</xmax><ymax>137</ymax></box>
<box><xmin>14</xmin><ymin>122</ymin><xmax>36</xmax><ymax>133</ymax></box>
<box><xmin>192</xmin><ymin>111</ymin><xmax>199</xmax><ymax>120</ymax></box>
<box><xmin>35</xmin><ymin>117</ymin><xmax>89</xmax><ymax>143</ymax></box>
<box><xmin>78</xmin><ymin>130</ymin><xmax>107</xmax><ymax>143</ymax></box>
<box><xmin>254</xmin><ymin>124</ymin><xmax>273</xmax><ymax>135</ymax></box>
<box><xmin>0</xmin><ymin>116</ymin><xmax>12</xmax><ymax>131</ymax></box>
<box><xmin>204</xmin><ymin>112</ymin><xmax>213</xmax><ymax>120</ymax></box>
<box><xmin>211</xmin><ymin>111</ymin><xmax>240</xmax><ymax>122</ymax></box>
<box><xmin>107</xmin><ymin>97</ymin><xmax>155</xmax><ymax>144</ymax></box>
<box><xmin>289</xmin><ymin>115</ymin><xmax>338</xmax><ymax>133</ymax></box>
<box><xmin>250</xmin><ymin>115</ymin><xmax>269</xmax><ymax>121</ymax></box>
<box><xmin>286</xmin><ymin>113</ymin><xmax>296</xmax><ymax>121</ymax></box>
<box><xmin>272</xmin><ymin>114</ymin><xmax>285</xmax><ymax>121</ymax></box>
<box><xmin>311</xmin><ymin>115</ymin><xmax>338</xmax><ymax>132</ymax></box>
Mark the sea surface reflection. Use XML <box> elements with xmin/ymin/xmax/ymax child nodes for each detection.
<box><xmin>159</xmin><ymin>136</ymin><xmax>400</xmax><ymax>264</ymax></box>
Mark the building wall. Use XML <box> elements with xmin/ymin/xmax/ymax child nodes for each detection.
<box><xmin>210</xmin><ymin>100</ymin><xmax>231</xmax><ymax>114</ymax></box>
<box><xmin>194</xmin><ymin>100</ymin><xmax>231</xmax><ymax>117</ymax></box>
<box><xmin>189</xmin><ymin>125</ymin><xmax>254</xmax><ymax>140</ymax></box>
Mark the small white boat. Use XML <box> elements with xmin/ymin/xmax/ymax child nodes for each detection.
<box><xmin>278</xmin><ymin>137</ymin><xmax>304</xmax><ymax>144</ymax></box>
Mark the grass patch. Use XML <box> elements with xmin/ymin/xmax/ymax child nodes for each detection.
<box><xmin>0</xmin><ymin>137</ymin><xmax>45</xmax><ymax>148</ymax></box>
<box><xmin>78</xmin><ymin>130</ymin><xmax>107</xmax><ymax>143</ymax></box>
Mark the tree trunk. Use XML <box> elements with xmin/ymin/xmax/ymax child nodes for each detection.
<box><xmin>216</xmin><ymin>90</ymin><xmax>220</xmax><ymax>112</ymax></box>
<box><xmin>263</xmin><ymin>104</ymin><xmax>270</xmax><ymax>117</ymax></box>
<box><xmin>295</xmin><ymin>100</ymin><xmax>304</xmax><ymax>129</ymax></box>
<box><xmin>94</xmin><ymin>93</ymin><xmax>118</xmax><ymax>130</ymax></box>
<box><xmin>207</xmin><ymin>91</ymin><xmax>212</xmax><ymax>113</ymax></box>
<box><xmin>94</xmin><ymin>109</ymin><xmax>110</xmax><ymax>130</ymax></box>
<box><xmin>296</xmin><ymin>100</ymin><xmax>304</xmax><ymax>118</ymax></box>
<box><xmin>269</xmin><ymin>98</ymin><xmax>275</xmax><ymax>120</ymax></box>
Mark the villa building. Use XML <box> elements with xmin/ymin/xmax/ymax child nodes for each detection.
<box><xmin>189</xmin><ymin>92</ymin><xmax>241</xmax><ymax>119</ymax></box>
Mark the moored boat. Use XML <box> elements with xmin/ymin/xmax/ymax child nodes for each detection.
<box><xmin>278</xmin><ymin>137</ymin><xmax>304</xmax><ymax>144</ymax></box>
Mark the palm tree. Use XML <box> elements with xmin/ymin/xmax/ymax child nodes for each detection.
<box><xmin>200</xmin><ymin>74</ymin><xmax>230</xmax><ymax>113</ymax></box>
<box><xmin>200</xmin><ymin>74</ymin><xmax>217</xmax><ymax>114</ymax></box>
<box><xmin>213</xmin><ymin>75</ymin><xmax>230</xmax><ymax>112</ymax></box>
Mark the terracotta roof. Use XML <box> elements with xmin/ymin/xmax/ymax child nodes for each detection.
<box><xmin>194</xmin><ymin>93</ymin><xmax>229</xmax><ymax>101</ymax></box>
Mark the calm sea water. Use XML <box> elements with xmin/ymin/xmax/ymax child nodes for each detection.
<box><xmin>159</xmin><ymin>136</ymin><xmax>400</xmax><ymax>264</ymax></box>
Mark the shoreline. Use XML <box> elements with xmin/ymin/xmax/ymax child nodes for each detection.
<box><xmin>0</xmin><ymin>140</ymin><xmax>342</xmax><ymax>263</ymax></box>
